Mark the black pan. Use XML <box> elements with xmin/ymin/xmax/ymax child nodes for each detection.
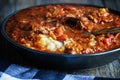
<box><xmin>1</xmin><ymin>4</ymin><xmax>120</xmax><ymax>70</ymax></box>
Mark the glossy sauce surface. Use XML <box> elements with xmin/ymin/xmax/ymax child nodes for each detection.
<box><xmin>5</xmin><ymin>4</ymin><xmax>120</xmax><ymax>54</ymax></box>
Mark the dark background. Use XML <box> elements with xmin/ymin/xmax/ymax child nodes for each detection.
<box><xmin>0</xmin><ymin>0</ymin><xmax>120</xmax><ymax>78</ymax></box>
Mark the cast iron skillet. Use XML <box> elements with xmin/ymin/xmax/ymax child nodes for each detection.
<box><xmin>1</xmin><ymin>4</ymin><xmax>120</xmax><ymax>70</ymax></box>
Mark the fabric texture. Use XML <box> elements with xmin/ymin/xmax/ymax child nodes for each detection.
<box><xmin>0</xmin><ymin>60</ymin><xmax>119</xmax><ymax>80</ymax></box>
<box><xmin>0</xmin><ymin>1</ymin><xmax>120</xmax><ymax>79</ymax></box>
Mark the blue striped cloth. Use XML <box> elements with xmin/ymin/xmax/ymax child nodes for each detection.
<box><xmin>0</xmin><ymin>60</ymin><xmax>119</xmax><ymax>80</ymax></box>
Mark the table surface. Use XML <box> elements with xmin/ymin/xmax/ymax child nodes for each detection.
<box><xmin>0</xmin><ymin>0</ymin><xmax>120</xmax><ymax>78</ymax></box>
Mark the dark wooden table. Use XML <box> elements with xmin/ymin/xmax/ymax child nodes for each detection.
<box><xmin>0</xmin><ymin>0</ymin><xmax>120</xmax><ymax>78</ymax></box>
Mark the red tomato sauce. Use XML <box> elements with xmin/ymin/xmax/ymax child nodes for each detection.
<box><xmin>5</xmin><ymin>4</ymin><xmax>120</xmax><ymax>54</ymax></box>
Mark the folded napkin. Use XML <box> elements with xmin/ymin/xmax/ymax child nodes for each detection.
<box><xmin>0</xmin><ymin>60</ymin><xmax>119</xmax><ymax>80</ymax></box>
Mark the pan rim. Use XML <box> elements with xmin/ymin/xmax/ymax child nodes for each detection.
<box><xmin>1</xmin><ymin>3</ymin><xmax>120</xmax><ymax>57</ymax></box>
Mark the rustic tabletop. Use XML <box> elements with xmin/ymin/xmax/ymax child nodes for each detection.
<box><xmin>0</xmin><ymin>0</ymin><xmax>120</xmax><ymax>78</ymax></box>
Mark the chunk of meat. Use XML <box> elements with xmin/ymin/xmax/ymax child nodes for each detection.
<box><xmin>80</xmin><ymin>17</ymin><xmax>94</xmax><ymax>31</ymax></box>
